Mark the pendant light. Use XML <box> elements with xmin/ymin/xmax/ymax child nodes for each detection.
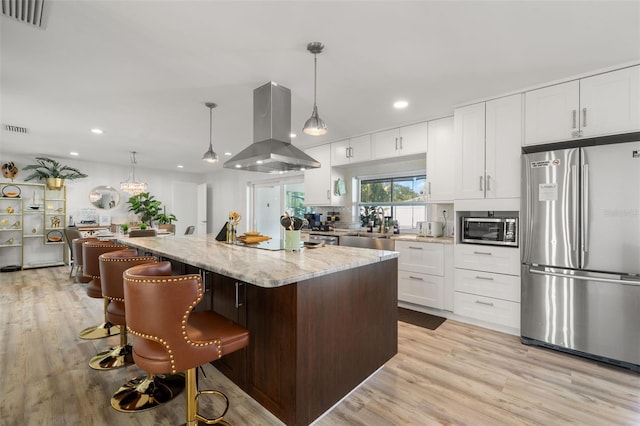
<box><xmin>302</xmin><ymin>42</ymin><xmax>328</xmax><ymax>136</ymax></box>
<box><xmin>120</xmin><ymin>151</ymin><xmax>148</xmax><ymax>196</ymax></box>
<box><xmin>202</xmin><ymin>102</ymin><xmax>219</xmax><ymax>163</ymax></box>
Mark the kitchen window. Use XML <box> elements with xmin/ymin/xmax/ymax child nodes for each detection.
<box><xmin>358</xmin><ymin>174</ymin><xmax>426</xmax><ymax>230</ymax></box>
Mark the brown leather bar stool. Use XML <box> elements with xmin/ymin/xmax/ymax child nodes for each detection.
<box><xmin>71</xmin><ymin>237</ymin><xmax>98</xmax><ymax>283</ymax></box>
<box><xmin>119</xmin><ymin>262</ymin><xmax>249</xmax><ymax>424</ymax></box>
<box><xmin>78</xmin><ymin>240</ymin><xmax>129</xmax><ymax>340</ymax></box>
<box><xmin>89</xmin><ymin>249</ymin><xmax>158</xmax><ymax>370</ymax></box>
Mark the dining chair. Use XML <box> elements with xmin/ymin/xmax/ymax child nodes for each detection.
<box><xmin>184</xmin><ymin>225</ymin><xmax>195</xmax><ymax>235</ymax></box>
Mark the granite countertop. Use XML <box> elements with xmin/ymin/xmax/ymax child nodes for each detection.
<box><xmin>116</xmin><ymin>234</ymin><xmax>398</xmax><ymax>288</ymax></box>
<box><xmin>305</xmin><ymin>229</ymin><xmax>454</xmax><ymax>244</ymax></box>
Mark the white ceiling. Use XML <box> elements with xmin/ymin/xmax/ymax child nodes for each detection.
<box><xmin>2</xmin><ymin>1</ymin><xmax>639</xmax><ymax>174</ymax></box>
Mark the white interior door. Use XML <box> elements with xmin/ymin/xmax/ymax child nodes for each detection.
<box><xmin>197</xmin><ymin>183</ymin><xmax>207</xmax><ymax>235</ymax></box>
<box><xmin>171</xmin><ymin>182</ymin><xmax>198</xmax><ymax>235</ymax></box>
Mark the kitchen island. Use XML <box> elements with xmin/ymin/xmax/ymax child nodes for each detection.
<box><xmin>118</xmin><ymin>234</ymin><xmax>399</xmax><ymax>425</ymax></box>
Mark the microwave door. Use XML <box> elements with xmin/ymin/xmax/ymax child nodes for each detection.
<box><xmin>521</xmin><ymin>148</ymin><xmax>580</xmax><ymax>268</ymax></box>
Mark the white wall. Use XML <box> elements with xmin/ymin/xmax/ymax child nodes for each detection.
<box><xmin>3</xmin><ymin>153</ymin><xmax>202</xmax><ymax>227</ymax></box>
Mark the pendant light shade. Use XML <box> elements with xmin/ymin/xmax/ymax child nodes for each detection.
<box><xmin>120</xmin><ymin>151</ymin><xmax>148</xmax><ymax>196</ymax></box>
<box><xmin>202</xmin><ymin>102</ymin><xmax>219</xmax><ymax>163</ymax></box>
<box><xmin>302</xmin><ymin>42</ymin><xmax>327</xmax><ymax>136</ymax></box>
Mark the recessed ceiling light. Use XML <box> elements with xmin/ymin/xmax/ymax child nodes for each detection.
<box><xmin>290</xmin><ymin>133</ymin><xmax>297</xmax><ymax>138</ymax></box>
<box><xmin>235</xmin><ymin>164</ymin><xmax>241</xmax><ymax>168</ymax></box>
<box><xmin>256</xmin><ymin>160</ymin><xmax>263</xmax><ymax>164</ymax></box>
<box><xmin>91</xmin><ymin>128</ymin><xmax>103</xmax><ymax>134</ymax></box>
<box><xmin>69</xmin><ymin>152</ymin><xmax>79</xmax><ymax>156</ymax></box>
<box><xmin>224</xmin><ymin>152</ymin><xmax>232</xmax><ymax>156</ymax></box>
<box><xmin>393</xmin><ymin>100</ymin><xmax>409</xmax><ymax>109</ymax></box>
<box><xmin>177</xmin><ymin>164</ymin><xmax>184</xmax><ymax>168</ymax></box>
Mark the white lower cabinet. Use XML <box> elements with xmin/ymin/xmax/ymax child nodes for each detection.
<box><xmin>453</xmin><ymin>292</ymin><xmax>520</xmax><ymax>329</ymax></box>
<box><xmin>454</xmin><ymin>244</ymin><xmax>521</xmax><ymax>330</ymax></box>
<box><xmin>397</xmin><ymin>240</ymin><xmax>452</xmax><ymax>310</ymax></box>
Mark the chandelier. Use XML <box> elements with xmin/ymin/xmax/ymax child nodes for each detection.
<box><xmin>120</xmin><ymin>151</ymin><xmax>148</xmax><ymax>196</ymax></box>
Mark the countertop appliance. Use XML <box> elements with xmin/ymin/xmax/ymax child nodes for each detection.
<box><xmin>521</xmin><ymin>140</ymin><xmax>640</xmax><ymax>371</ymax></box>
<box><xmin>461</xmin><ymin>217</ymin><xmax>517</xmax><ymax>247</ymax></box>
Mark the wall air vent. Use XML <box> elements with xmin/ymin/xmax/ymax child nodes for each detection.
<box><xmin>1</xmin><ymin>0</ymin><xmax>47</xmax><ymax>28</ymax></box>
<box><xmin>3</xmin><ymin>124</ymin><xmax>29</xmax><ymax>134</ymax></box>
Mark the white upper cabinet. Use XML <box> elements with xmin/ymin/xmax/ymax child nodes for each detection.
<box><xmin>455</xmin><ymin>94</ymin><xmax>522</xmax><ymax>200</ymax></box>
<box><xmin>524</xmin><ymin>81</ymin><xmax>579</xmax><ymax>145</ymax></box>
<box><xmin>426</xmin><ymin>116</ymin><xmax>455</xmax><ymax>202</ymax></box>
<box><xmin>454</xmin><ymin>102</ymin><xmax>486</xmax><ymax>200</ymax></box>
<box><xmin>304</xmin><ymin>145</ymin><xmax>344</xmax><ymax>206</ymax></box>
<box><xmin>372</xmin><ymin>122</ymin><xmax>427</xmax><ymax>159</ymax></box>
<box><xmin>580</xmin><ymin>66</ymin><xmax>640</xmax><ymax>137</ymax></box>
<box><xmin>331</xmin><ymin>134</ymin><xmax>372</xmax><ymax>166</ymax></box>
<box><xmin>485</xmin><ymin>94</ymin><xmax>522</xmax><ymax>199</ymax></box>
<box><xmin>524</xmin><ymin>65</ymin><xmax>640</xmax><ymax>145</ymax></box>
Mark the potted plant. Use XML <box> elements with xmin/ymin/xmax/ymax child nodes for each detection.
<box><xmin>22</xmin><ymin>157</ymin><xmax>88</xmax><ymax>190</ymax></box>
<box><xmin>127</xmin><ymin>192</ymin><xmax>162</xmax><ymax>226</ymax></box>
<box><xmin>155</xmin><ymin>207</ymin><xmax>177</xmax><ymax>233</ymax></box>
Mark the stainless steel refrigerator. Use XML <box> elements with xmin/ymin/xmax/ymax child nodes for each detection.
<box><xmin>521</xmin><ymin>140</ymin><xmax>640</xmax><ymax>370</ymax></box>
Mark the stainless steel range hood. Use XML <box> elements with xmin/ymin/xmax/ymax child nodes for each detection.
<box><xmin>223</xmin><ymin>81</ymin><xmax>321</xmax><ymax>173</ymax></box>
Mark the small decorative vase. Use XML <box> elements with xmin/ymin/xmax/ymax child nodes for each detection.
<box><xmin>226</xmin><ymin>223</ymin><xmax>236</xmax><ymax>243</ymax></box>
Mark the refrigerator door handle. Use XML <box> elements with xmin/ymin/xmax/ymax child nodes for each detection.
<box><xmin>529</xmin><ymin>268</ymin><xmax>640</xmax><ymax>287</ymax></box>
<box><xmin>582</xmin><ymin>164</ymin><xmax>589</xmax><ymax>257</ymax></box>
<box><xmin>571</xmin><ymin>164</ymin><xmax>578</xmax><ymax>252</ymax></box>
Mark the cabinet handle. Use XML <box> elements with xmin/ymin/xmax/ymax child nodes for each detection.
<box><xmin>408</xmin><ymin>246</ymin><xmax>423</xmax><ymax>250</ymax></box>
<box><xmin>399</xmin><ymin>136</ymin><xmax>403</xmax><ymax>150</ymax></box>
<box><xmin>344</xmin><ymin>148</ymin><xmax>349</xmax><ymax>159</ymax></box>
<box><xmin>428</xmin><ymin>182</ymin><xmax>431</xmax><ymax>196</ymax></box>
<box><xmin>408</xmin><ymin>275</ymin><xmax>424</xmax><ymax>281</ymax></box>
<box><xmin>475</xmin><ymin>275</ymin><xmax>494</xmax><ymax>281</ymax></box>
<box><xmin>349</xmin><ymin>147</ymin><xmax>353</xmax><ymax>158</ymax></box>
<box><xmin>572</xmin><ymin>109</ymin><xmax>577</xmax><ymax>129</ymax></box>
<box><xmin>582</xmin><ymin>108</ymin><xmax>587</xmax><ymax>127</ymax></box>
<box><xmin>475</xmin><ymin>300</ymin><xmax>494</xmax><ymax>307</ymax></box>
<box><xmin>473</xmin><ymin>251</ymin><xmax>492</xmax><ymax>256</ymax></box>
<box><xmin>395</xmin><ymin>137</ymin><xmax>399</xmax><ymax>150</ymax></box>
<box><xmin>235</xmin><ymin>282</ymin><xmax>244</xmax><ymax>308</ymax></box>
<box><xmin>486</xmin><ymin>175</ymin><xmax>491</xmax><ymax>191</ymax></box>
<box><xmin>479</xmin><ymin>176</ymin><xmax>484</xmax><ymax>191</ymax></box>
<box><xmin>326</xmin><ymin>190</ymin><xmax>330</xmax><ymax>200</ymax></box>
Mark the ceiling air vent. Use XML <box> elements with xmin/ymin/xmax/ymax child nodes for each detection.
<box><xmin>1</xmin><ymin>0</ymin><xmax>47</xmax><ymax>28</ymax></box>
<box><xmin>3</xmin><ymin>124</ymin><xmax>29</xmax><ymax>134</ymax></box>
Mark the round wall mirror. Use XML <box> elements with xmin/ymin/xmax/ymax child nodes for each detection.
<box><xmin>89</xmin><ymin>186</ymin><xmax>120</xmax><ymax>210</ymax></box>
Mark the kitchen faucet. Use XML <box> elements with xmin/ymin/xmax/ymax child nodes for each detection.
<box><xmin>376</xmin><ymin>207</ymin><xmax>386</xmax><ymax>233</ymax></box>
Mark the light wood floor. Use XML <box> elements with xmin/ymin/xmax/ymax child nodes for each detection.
<box><xmin>1</xmin><ymin>266</ymin><xmax>639</xmax><ymax>425</ymax></box>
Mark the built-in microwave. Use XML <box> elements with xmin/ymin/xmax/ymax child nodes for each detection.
<box><xmin>461</xmin><ymin>217</ymin><xmax>518</xmax><ymax>247</ymax></box>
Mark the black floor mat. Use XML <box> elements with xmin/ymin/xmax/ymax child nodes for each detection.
<box><xmin>398</xmin><ymin>307</ymin><xmax>446</xmax><ymax>330</ymax></box>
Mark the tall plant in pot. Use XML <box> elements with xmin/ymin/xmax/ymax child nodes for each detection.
<box><xmin>22</xmin><ymin>157</ymin><xmax>88</xmax><ymax>190</ymax></box>
<box><xmin>127</xmin><ymin>192</ymin><xmax>162</xmax><ymax>226</ymax></box>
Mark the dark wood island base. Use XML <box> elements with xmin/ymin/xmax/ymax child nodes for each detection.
<box><xmin>212</xmin><ymin>258</ymin><xmax>398</xmax><ymax>425</ymax></box>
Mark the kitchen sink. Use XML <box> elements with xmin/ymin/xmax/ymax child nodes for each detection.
<box><xmin>339</xmin><ymin>235</ymin><xmax>395</xmax><ymax>251</ymax></box>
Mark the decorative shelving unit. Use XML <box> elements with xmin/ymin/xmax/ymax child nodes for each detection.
<box><xmin>0</xmin><ymin>182</ymin><xmax>67</xmax><ymax>270</ymax></box>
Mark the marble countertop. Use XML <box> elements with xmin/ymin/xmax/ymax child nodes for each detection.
<box><xmin>117</xmin><ymin>234</ymin><xmax>398</xmax><ymax>288</ymax></box>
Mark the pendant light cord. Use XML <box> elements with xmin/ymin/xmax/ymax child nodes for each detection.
<box><xmin>209</xmin><ymin>105</ymin><xmax>214</xmax><ymax>150</ymax></box>
<box><xmin>313</xmin><ymin>53</ymin><xmax>318</xmax><ymax>108</ymax></box>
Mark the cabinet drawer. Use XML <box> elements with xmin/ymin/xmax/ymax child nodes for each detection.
<box><xmin>454</xmin><ymin>268</ymin><xmax>520</xmax><ymax>302</ymax></box>
<box><xmin>396</xmin><ymin>240</ymin><xmax>444</xmax><ymax>275</ymax></box>
<box><xmin>454</xmin><ymin>291</ymin><xmax>520</xmax><ymax>329</ymax></box>
<box><xmin>454</xmin><ymin>244</ymin><xmax>520</xmax><ymax>276</ymax></box>
<box><xmin>398</xmin><ymin>271</ymin><xmax>444</xmax><ymax>309</ymax></box>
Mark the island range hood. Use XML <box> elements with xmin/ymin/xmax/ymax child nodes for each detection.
<box><xmin>223</xmin><ymin>81</ymin><xmax>321</xmax><ymax>173</ymax></box>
